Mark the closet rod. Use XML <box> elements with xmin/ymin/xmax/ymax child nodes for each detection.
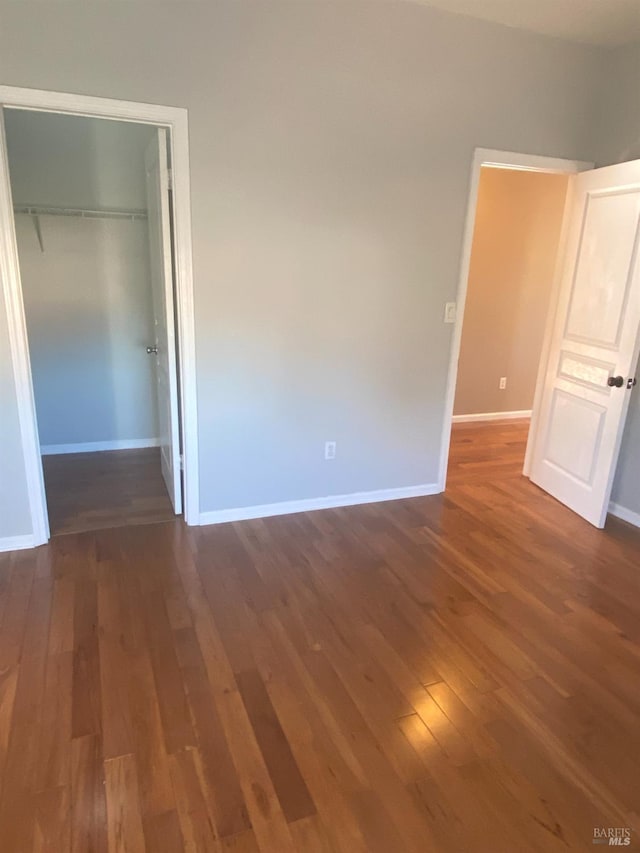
<box><xmin>13</xmin><ymin>204</ymin><xmax>147</xmax><ymax>221</ymax></box>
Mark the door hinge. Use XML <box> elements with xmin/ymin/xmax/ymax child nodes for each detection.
<box><xmin>179</xmin><ymin>453</ymin><xmax>184</xmax><ymax>471</ymax></box>
<box><xmin>167</xmin><ymin>168</ymin><xmax>173</xmax><ymax>190</ymax></box>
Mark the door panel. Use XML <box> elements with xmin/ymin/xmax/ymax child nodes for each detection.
<box><xmin>145</xmin><ymin>128</ymin><xmax>182</xmax><ymax>514</ymax></box>
<box><xmin>565</xmin><ymin>190</ymin><xmax>639</xmax><ymax>346</ymax></box>
<box><xmin>529</xmin><ymin>160</ymin><xmax>640</xmax><ymax>527</ymax></box>
<box><xmin>544</xmin><ymin>390</ymin><xmax>605</xmax><ymax>483</ymax></box>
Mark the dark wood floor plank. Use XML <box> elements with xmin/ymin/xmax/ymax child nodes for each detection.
<box><xmin>142</xmin><ymin>808</ymin><xmax>184</xmax><ymax>853</ymax></box>
<box><xmin>235</xmin><ymin>668</ymin><xmax>316</xmax><ymax>824</ymax></box>
<box><xmin>135</xmin><ymin>538</ymin><xmax>195</xmax><ymax>756</ymax></box>
<box><xmin>36</xmin><ymin>650</ymin><xmax>73</xmax><ymax>792</ymax></box>
<box><xmin>72</xmin><ymin>578</ymin><xmax>102</xmax><ymax>740</ymax></box>
<box><xmin>172</xmin><ymin>626</ymin><xmax>251</xmax><ymax>840</ymax></box>
<box><xmin>213</xmin><ymin>687</ymin><xmax>296</xmax><ymax>853</ymax></box>
<box><xmin>48</xmin><ymin>577</ymin><xmax>75</xmax><ymax>655</ymax></box>
<box><xmin>71</xmin><ymin>734</ymin><xmax>107</xmax><ymax>853</ymax></box>
<box><xmin>97</xmin><ymin>567</ymin><xmax>135</xmax><ymax>761</ymax></box>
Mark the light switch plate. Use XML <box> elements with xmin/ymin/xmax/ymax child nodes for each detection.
<box><xmin>444</xmin><ymin>302</ymin><xmax>457</xmax><ymax>324</ymax></box>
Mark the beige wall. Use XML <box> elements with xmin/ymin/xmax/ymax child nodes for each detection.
<box><xmin>454</xmin><ymin>167</ymin><xmax>569</xmax><ymax>416</ymax></box>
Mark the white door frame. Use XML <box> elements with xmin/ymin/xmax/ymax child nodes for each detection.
<box><xmin>0</xmin><ymin>85</ymin><xmax>200</xmax><ymax>545</ymax></box>
<box><xmin>437</xmin><ymin>147</ymin><xmax>593</xmax><ymax>492</ymax></box>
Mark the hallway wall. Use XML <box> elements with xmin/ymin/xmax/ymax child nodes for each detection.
<box><xmin>454</xmin><ymin>167</ymin><xmax>568</xmax><ymax>418</ymax></box>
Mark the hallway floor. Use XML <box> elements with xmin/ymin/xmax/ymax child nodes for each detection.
<box><xmin>447</xmin><ymin>417</ymin><xmax>530</xmax><ymax>486</ymax></box>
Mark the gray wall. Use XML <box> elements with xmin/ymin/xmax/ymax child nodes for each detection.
<box><xmin>594</xmin><ymin>42</ymin><xmax>640</xmax><ymax>515</ymax></box>
<box><xmin>4</xmin><ymin>111</ymin><xmax>153</xmax><ymax>211</ymax></box>
<box><xmin>454</xmin><ymin>167</ymin><xmax>569</xmax><ymax>417</ymax></box>
<box><xmin>5</xmin><ymin>111</ymin><xmax>158</xmax><ymax>452</ymax></box>
<box><xmin>0</xmin><ymin>1</ymin><xmax>609</xmax><ymax>536</ymax></box>
<box><xmin>14</xmin><ymin>215</ymin><xmax>158</xmax><ymax>449</ymax></box>
<box><xmin>612</xmin><ymin>352</ymin><xmax>640</xmax><ymax>514</ymax></box>
<box><xmin>594</xmin><ymin>43</ymin><xmax>640</xmax><ymax>167</ymax></box>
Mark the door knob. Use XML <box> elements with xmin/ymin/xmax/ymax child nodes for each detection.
<box><xmin>146</xmin><ymin>346</ymin><xmax>158</xmax><ymax>354</ymax></box>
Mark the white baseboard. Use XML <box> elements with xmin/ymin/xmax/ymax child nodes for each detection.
<box><xmin>41</xmin><ymin>438</ymin><xmax>160</xmax><ymax>455</ymax></box>
<box><xmin>608</xmin><ymin>501</ymin><xmax>640</xmax><ymax>529</ymax></box>
<box><xmin>0</xmin><ymin>534</ymin><xmax>37</xmax><ymax>553</ymax></box>
<box><xmin>199</xmin><ymin>482</ymin><xmax>441</xmax><ymax>526</ymax></box>
<box><xmin>452</xmin><ymin>410</ymin><xmax>532</xmax><ymax>423</ymax></box>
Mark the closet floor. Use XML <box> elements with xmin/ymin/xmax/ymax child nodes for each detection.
<box><xmin>42</xmin><ymin>447</ymin><xmax>176</xmax><ymax>535</ymax></box>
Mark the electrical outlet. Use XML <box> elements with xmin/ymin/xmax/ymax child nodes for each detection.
<box><xmin>444</xmin><ymin>302</ymin><xmax>457</xmax><ymax>324</ymax></box>
<box><xmin>325</xmin><ymin>441</ymin><xmax>336</xmax><ymax>460</ymax></box>
<box><xmin>499</xmin><ymin>377</ymin><xmax>507</xmax><ymax>390</ymax></box>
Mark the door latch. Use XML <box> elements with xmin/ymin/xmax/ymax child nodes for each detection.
<box><xmin>628</xmin><ymin>377</ymin><xmax>637</xmax><ymax>389</ymax></box>
<box><xmin>146</xmin><ymin>346</ymin><xmax>158</xmax><ymax>355</ymax></box>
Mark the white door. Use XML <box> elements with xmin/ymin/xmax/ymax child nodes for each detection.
<box><xmin>145</xmin><ymin>128</ymin><xmax>182</xmax><ymax>513</ymax></box>
<box><xmin>529</xmin><ymin>159</ymin><xmax>640</xmax><ymax>527</ymax></box>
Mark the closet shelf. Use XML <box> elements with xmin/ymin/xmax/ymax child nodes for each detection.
<box><xmin>13</xmin><ymin>204</ymin><xmax>147</xmax><ymax>221</ymax></box>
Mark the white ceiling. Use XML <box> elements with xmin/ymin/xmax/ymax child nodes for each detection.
<box><xmin>409</xmin><ymin>0</ymin><xmax>640</xmax><ymax>46</ymax></box>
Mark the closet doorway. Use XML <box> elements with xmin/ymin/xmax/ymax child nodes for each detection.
<box><xmin>0</xmin><ymin>89</ymin><xmax>198</xmax><ymax>540</ymax></box>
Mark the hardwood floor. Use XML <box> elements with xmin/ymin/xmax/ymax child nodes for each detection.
<box><xmin>42</xmin><ymin>448</ymin><xmax>175</xmax><ymax>536</ymax></box>
<box><xmin>446</xmin><ymin>418</ymin><xmax>531</xmax><ymax>485</ymax></box>
<box><xmin>1</xmin><ymin>421</ymin><xmax>639</xmax><ymax>851</ymax></box>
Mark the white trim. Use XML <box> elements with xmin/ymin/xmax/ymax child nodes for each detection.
<box><xmin>0</xmin><ymin>85</ymin><xmax>182</xmax><ymax>125</ymax></box>
<box><xmin>199</xmin><ymin>483</ymin><xmax>440</xmax><ymax>526</ymax></box>
<box><xmin>0</xmin><ymin>112</ymin><xmax>49</xmax><ymax>546</ymax></box>
<box><xmin>0</xmin><ymin>85</ymin><xmax>200</xmax><ymax>545</ymax></box>
<box><xmin>478</xmin><ymin>153</ymin><xmax>592</xmax><ymax>173</ymax></box>
<box><xmin>0</xmin><ymin>534</ymin><xmax>37</xmax><ymax>553</ymax></box>
<box><xmin>452</xmin><ymin>410</ymin><xmax>532</xmax><ymax>423</ymax></box>
<box><xmin>41</xmin><ymin>438</ymin><xmax>160</xmax><ymax>455</ymax></box>
<box><xmin>608</xmin><ymin>502</ymin><xmax>640</xmax><ymax>529</ymax></box>
<box><xmin>438</xmin><ymin>148</ymin><xmax>594</xmax><ymax>492</ymax></box>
